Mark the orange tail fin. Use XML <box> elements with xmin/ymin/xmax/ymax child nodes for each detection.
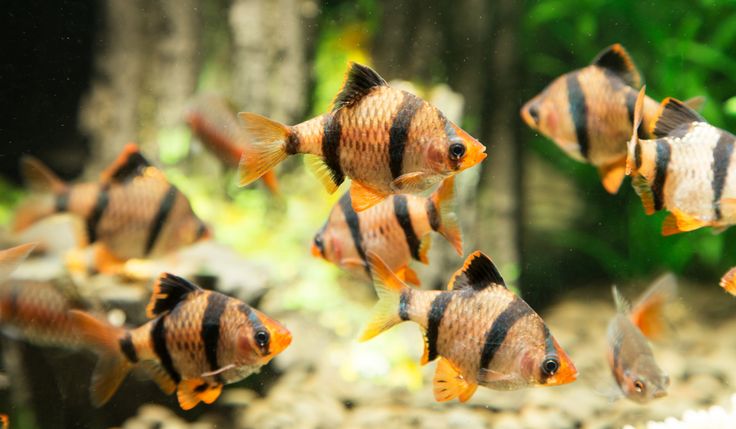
<box><xmin>430</xmin><ymin>176</ymin><xmax>463</xmax><ymax>256</ymax></box>
<box><xmin>630</xmin><ymin>273</ymin><xmax>677</xmax><ymax>340</ymax></box>
<box><xmin>69</xmin><ymin>310</ymin><xmax>132</xmax><ymax>407</ymax></box>
<box><xmin>237</xmin><ymin>112</ymin><xmax>291</xmax><ymax>186</ymax></box>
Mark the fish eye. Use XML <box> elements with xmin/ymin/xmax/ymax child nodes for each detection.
<box><xmin>449</xmin><ymin>142</ymin><xmax>466</xmax><ymax>160</ymax></box>
<box><xmin>541</xmin><ymin>356</ymin><xmax>559</xmax><ymax>376</ymax></box>
<box><xmin>528</xmin><ymin>104</ymin><xmax>540</xmax><ymax>124</ymax></box>
<box><xmin>314</xmin><ymin>234</ymin><xmax>323</xmax><ymax>248</ymax></box>
<box><xmin>633</xmin><ymin>379</ymin><xmax>645</xmax><ymax>393</ymax></box>
<box><xmin>255</xmin><ymin>329</ymin><xmax>270</xmax><ymax>349</ymax></box>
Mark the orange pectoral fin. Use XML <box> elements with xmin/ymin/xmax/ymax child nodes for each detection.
<box><xmin>350</xmin><ymin>181</ymin><xmax>387</xmax><ymax>212</ymax></box>
<box><xmin>433</xmin><ymin>357</ymin><xmax>477</xmax><ymax>403</ymax></box>
<box><xmin>391</xmin><ymin>172</ymin><xmax>435</xmax><ymax>194</ymax></box>
<box><xmin>598</xmin><ymin>162</ymin><xmax>627</xmax><ymax>194</ymax></box>
<box><xmin>177</xmin><ymin>379</ymin><xmax>223</xmax><ymax>410</ymax></box>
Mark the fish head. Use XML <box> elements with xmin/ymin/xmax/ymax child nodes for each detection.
<box><xmin>432</xmin><ymin>121</ymin><xmax>486</xmax><ymax>173</ymax></box>
<box><xmin>520</xmin><ymin>75</ymin><xmax>586</xmax><ymax>161</ymax></box>
<box><xmin>237</xmin><ymin>309</ymin><xmax>292</xmax><ymax>365</ymax></box>
<box><xmin>620</xmin><ymin>358</ymin><xmax>669</xmax><ymax>403</ymax></box>
<box><xmin>311</xmin><ymin>226</ymin><xmax>327</xmax><ymax>259</ymax></box>
<box><xmin>532</xmin><ymin>335</ymin><xmax>578</xmax><ymax>387</ymax></box>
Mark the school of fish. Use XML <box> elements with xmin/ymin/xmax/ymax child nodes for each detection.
<box><xmin>0</xmin><ymin>46</ymin><xmax>733</xmax><ymax>418</ymax></box>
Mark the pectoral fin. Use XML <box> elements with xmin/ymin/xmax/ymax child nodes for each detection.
<box><xmin>433</xmin><ymin>357</ymin><xmax>477</xmax><ymax>402</ymax></box>
<box><xmin>396</xmin><ymin>265</ymin><xmax>421</xmax><ymax>287</ymax></box>
<box><xmin>177</xmin><ymin>379</ymin><xmax>223</xmax><ymax>410</ymax></box>
<box><xmin>350</xmin><ymin>181</ymin><xmax>387</xmax><ymax>212</ymax></box>
<box><xmin>598</xmin><ymin>162</ymin><xmax>626</xmax><ymax>194</ymax></box>
<box><xmin>391</xmin><ymin>172</ymin><xmax>436</xmax><ymax>193</ymax></box>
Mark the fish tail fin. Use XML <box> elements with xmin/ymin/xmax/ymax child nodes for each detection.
<box><xmin>0</xmin><ymin>243</ymin><xmax>37</xmax><ymax>285</ymax></box>
<box><xmin>20</xmin><ymin>156</ymin><xmax>67</xmax><ymax>194</ymax></box>
<box><xmin>359</xmin><ymin>251</ymin><xmax>411</xmax><ymax>342</ymax></box>
<box><xmin>69</xmin><ymin>310</ymin><xmax>132</xmax><ymax>407</ymax></box>
<box><xmin>626</xmin><ymin>86</ymin><xmax>647</xmax><ymax>176</ymax></box>
<box><xmin>430</xmin><ymin>176</ymin><xmax>463</xmax><ymax>256</ymax></box>
<box><xmin>720</xmin><ymin>267</ymin><xmax>736</xmax><ymax>296</ymax></box>
<box><xmin>237</xmin><ymin>112</ymin><xmax>291</xmax><ymax>186</ymax></box>
<box><xmin>631</xmin><ymin>273</ymin><xmax>677</xmax><ymax>340</ymax></box>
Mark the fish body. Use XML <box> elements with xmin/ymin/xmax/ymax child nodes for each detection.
<box><xmin>312</xmin><ymin>177</ymin><xmax>462</xmax><ymax>285</ymax></box>
<box><xmin>627</xmin><ymin>88</ymin><xmax>736</xmax><ymax>235</ymax></box>
<box><xmin>14</xmin><ymin>145</ymin><xmax>209</xmax><ymax>270</ymax></box>
<box><xmin>70</xmin><ymin>273</ymin><xmax>292</xmax><ymax>410</ymax></box>
<box><xmin>186</xmin><ymin>94</ymin><xmax>279</xmax><ymax>193</ymax></box>
<box><xmin>238</xmin><ymin>62</ymin><xmax>486</xmax><ymax>211</ymax></box>
<box><xmin>361</xmin><ymin>251</ymin><xmax>576</xmax><ymax>402</ymax></box>
<box><xmin>521</xmin><ymin>44</ymin><xmax>662</xmax><ymax>193</ymax></box>
<box><xmin>607</xmin><ymin>275</ymin><xmax>675</xmax><ymax>403</ymax></box>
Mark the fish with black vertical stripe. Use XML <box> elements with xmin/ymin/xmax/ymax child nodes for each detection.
<box><xmin>607</xmin><ymin>274</ymin><xmax>676</xmax><ymax>403</ymax></box>
<box><xmin>626</xmin><ymin>87</ymin><xmax>736</xmax><ymax>235</ymax></box>
<box><xmin>68</xmin><ymin>272</ymin><xmax>292</xmax><ymax>410</ymax></box>
<box><xmin>360</xmin><ymin>251</ymin><xmax>577</xmax><ymax>402</ymax></box>
<box><xmin>13</xmin><ymin>144</ymin><xmax>210</xmax><ymax>272</ymax></box>
<box><xmin>521</xmin><ymin>44</ymin><xmax>702</xmax><ymax>194</ymax></box>
<box><xmin>237</xmin><ymin>62</ymin><xmax>486</xmax><ymax>212</ymax></box>
<box><xmin>185</xmin><ymin>94</ymin><xmax>280</xmax><ymax>194</ymax></box>
<box><xmin>312</xmin><ymin>177</ymin><xmax>462</xmax><ymax>286</ymax></box>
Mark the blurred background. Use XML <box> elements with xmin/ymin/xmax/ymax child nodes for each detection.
<box><xmin>2</xmin><ymin>0</ymin><xmax>736</xmax><ymax>428</ymax></box>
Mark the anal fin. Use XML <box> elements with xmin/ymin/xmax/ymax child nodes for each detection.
<box><xmin>177</xmin><ymin>379</ymin><xmax>223</xmax><ymax>410</ymax></box>
<box><xmin>305</xmin><ymin>155</ymin><xmax>343</xmax><ymax>194</ymax></box>
<box><xmin>433</xmin><ymin>357</ymin><xmax>477</xmax><ymax>403</ymax></box>
<box><xmin>598</xmin><ymin>161</ymin><xmax>627</xmax><ymax>194</ymax></box>
<box><xmin>662</xmin><ymin>209</ymin><xmax>706</xmax><ymax>236</ymax></box>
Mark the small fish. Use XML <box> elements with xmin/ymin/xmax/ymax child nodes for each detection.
<box><xmin>186</xmin><ymin>94</ymin><xmax>279</xmax><ymax>194</ymax></box>
<box><xmin>521</xmin><ymin>44</ymin><xmax>703</xmax><ymax>194</ymax></box>
<box><xmin>627</xmin><ymin>87</ymin><xmax>736</xmax><ymax>235</ymax></box>
<box><xmin>312</xmin><ymin>177</ymin><xmax>462</xmax><ymax>286</ymax></box>
<box><xmin>607</xmin><ymin>275</ymin><xmax>676</xmax><ymax>403</ymax></box>
<box><xmin>70</xmin><ymin>273</ymin><xmax>292</xmax><ymax>410</ymax></box>
<box><xmin>719</xmin><ymin>267</ymin><xmax>736</xmax><ymax>296</ymax></box>
<box><xmin>237</xmin><ymin>62</ymin><xmax>486</xmax><ymax>212</ymax></box>
<box><xmin>360</xmin><ymin>251</ymin><xmax>577</xmax><ymax>402</ymax></box>
<box><xmin>14</xmin><ymin>144</ymin><xmax>210</xmax><ymax>272</ymax></box>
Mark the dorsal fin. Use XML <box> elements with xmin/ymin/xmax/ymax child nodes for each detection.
<box><xmin>591</xmin><ymin>44</ymin><xmax>642</xmax><ymax>88</ymax></box>
<box><xmin>652</xmin><ymin>97</ymin><xmax>705</xmax><ymax>138</ymax></box>
<box><xmin>100</xmin><ymin>143</ymin><xmax>152</xmax><ymax>183</ymax></box>
<box><xmin>611</xmin><ymin>286</ymin><xmax>631</xmax><ymax>314</ymax></box>
<box><xmin>20</xmin><ymin>156</ymin><xmax>67</xmax><ymax>193</ymax></box>
<box><xmin>332</xmin><ymin>62</ymin><xmax>388</xmax><ymax>112</ymax></box>
<box><xmin>448</xmin><ymin>251</ymin><xmax>505</xmax><ymax>291</ymax></box>
<box><xmin>146</xmin><ymin>273</ymin><xmax>203</xmax><ymax>318</ymax></box>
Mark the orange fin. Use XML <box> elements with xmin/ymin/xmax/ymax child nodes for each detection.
<box><xmin>417</xmin><ymin>235</ymin><xmax>431</xmax><ymax>264</ymax></box>
<box><xmin>430</xmin><ymin>176</ymin><xmax>463</xmax><ymax>256</ymax></box>
<box><xmin>661</xmin><ymin>213</ymin><xmax>684</xmax><ymax>236</ymax></box>
<box><xmin>100</xmin><ymin>143</ymin><xmax>152</xmax><ymax>183</ymax></box>
<box><xmin>599</xmin><ymin>162</ymin><xmax>627</xmax><ymax>194</ymax></box>
<box><xmin>331</xmin><ymin>62</ymin><xmax>387</xmax><ymax>112</ymax></box>
<box><xmin>350</xmin><ymin>181</ymin><xmax>387</xmax><ymax>212</ymax></box>
<box><xmin>652</xmin><ymin>98</ymin><xmax>705</xmax><ymax>139</ymax></box>
<box><xmin>20</xmin><ymin>156</ymin><xmax>67</xmax><ymax>193</ymax></box>
<box><xmin>177</xmin><ymin>379</ymin><xmax>223</xmax><ymax>410</ymax></box>
<box><xmin>433</xmin><ymin>357</ymin><xmax>477</xmax><ymax>402</ymax></box>
<box><xmin>448</xmin><ymin>251</ymin><xmax>505</xmax><ymax>291</ymax></box>
<box><xmin>421</xmin><ymin>334</ymin><xmax>432</xmax><ymax>365</ymax></box>
<box><xmin>630</xmin><ymin>273</ymin><xmax>677</xmax><ymax>340</ymax></box>
<box><xmin>662</xmin><ymin>210</ymin><xmax>706</xmax><ymax>236</ymax></box>
<box><xmin>305</xmin><ymin>155</ymin><xmax>343</xmax><ymax>194</ymax></box>
<box><xmin>719</xmin><ymin>267</ymin><xmax>736</xmax><ymax>296</ymax></box>
<box><xmin>260</xmin><ymin>170</ymin><xmax>280</xmax><ymax>195</ymax></box>
<box><xmin>146</xmin><ymin>273</ymin><xmax>203</xmax><ymax>318</ymax></box>
<box><xmin>0</xmin><ymin>413</ymin><xmax>7</xmax><ymax>429</ymax></box>
<box><xmin>391</xmin><ymin>171</ymin><xmax>436</xmax><ymax>194</ymax></box>
<box><xmin>0</xmin><ymin>243</ymin><xmax>37</xmax><ymax>285</ymax></box>
<box><xmin>68</xmin><ymin>310</ymin><xmax>131</xmax><ymax>407</ymax></box>
<box><xmin>237</xmin><ymin>112</ymin><xmax>291</xmax><ymax>186</ymax></box>
<box><xmin>93</xmin><ymin>244</ymin><xmax>126</xmax><ymax>275</ymax></box>
<box><xmin>591</xmin><ymin>44</ymin><xmax>641</xmax><ymax>88</ymax></box>
<box><xmin>359</xmin><ymin>252</ymin><xmax>409</xmax><ymax>342</ymax></box>
<box><xmin>396</xmin><ymin>265</ymin><xmax>421</xmax><ymax>287</ymax></box>
<box><xmin>631</xmin><ymin>175</ymin><xmax>656</xmax><ymax>215</ymax></box>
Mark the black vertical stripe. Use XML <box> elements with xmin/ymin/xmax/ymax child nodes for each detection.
<box><xmin>652</xmin><ymin>140</ymin><xmax>671</xmax><ymax>211</ymax></box>
<box><xmin>399</xmin><ymin>290</ymin><xmax>411</xmax><ymax>321</ymax></box>
<box><xmin>322</xmin><ymin>112</ymin><xmax>345</xmax><ymax>186</ymax></box>
<box><xmin>55</xmin><ymin>190</ymin><xmax>70</xmax><ymax>212</ymax></box>
<box><xmin>238</xmin><ymin>303</ymin><xmax>268</xmax><ymax>355</ymax></box>
<box><xmin>426</xmin><ymin>292</ymin><xmax>453</xmax><ymax>363</ymax></box>
<box><xmin>711</xmin><ymin>132</ymin><xmax>734</xmax><ymax>220</ymax></box>
<box><xmin>388</xmin><ymin>93</ymin><xmax>423</xmax><ymax>180</ymax></box>
<box><xmin>566</xmin><ymin>74</ymin><xmax>590</xmax><ymax>159</ymax></box>
<box><xmin>151</xmin><ymin>315</ymin><xmax>181</xmax><ymax>383</ymax></box>
<box><xmin>393</xmin><ymin>195</ymin><xmax>421</xmax><ymax>260</ymax></box>
<box><xmin>426</xmin><ymin>199</ymin><xmax>440</xmax><ymax>231</ymax></box>
<box><xmin>479</xmin><ymin>297</ymin><xmax>531</xmax><ymax>370</ymax></box>
<box><xmin>285</xmin><ymin>132</ymin><xmax>300</xmax><ymax>155</ymax></box>
<box><xmin>339</xmin><ymin>193</ymin><xmax>370</xmax><ymax>276</ymax></box>
<box><xmin>86</xmin><ymin>185</ymin><xmax>110</xmax><ymax>243</ymax></box>
<box><xmin>625</xmin><ymin>89</ymin><xmax>638</xmax><ymax>126</ymax></box>
<box><xmin>634</xmin><ymin>141</ymin><xmax>642</xmax><ymax>170</ymax></box>
<box><xmin>201</xmin><ymin>293</ymin><xmax>229</xmax><ymax>383</ymax></box>
<box><xmin>119</xmin><ymin>332</ymin><xmax>138</xmax><ymax>363</ymax></box>
<box><xmin>539</xmin><ymin>325</ymin><xmax>556</xmax><ymax>383</ymax></box>
<box><xmin>145</xmin><ymin>185</ymin><xmax>178</xmax><ymax>256</ymax></box>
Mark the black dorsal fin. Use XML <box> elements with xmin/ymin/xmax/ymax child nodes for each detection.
<box><xmin>591</xmin><ymin>44</ymin><xmax>642</xmax><ymax>88</ymax></box>
<box><xmin>100</xmin><ymin>143</ymin><xmax>152</xmax><ymax>183</ymax></box>
<box><xmin>146</xmin><ymin>273</ymin><xmax>203</xmax><ymax>318</ymax></box>
<box><xmin>652</xmin><ymin>97</ymin><xmax>705</xmax><ymax>138</ymax></box>
<box><xmin>448</xmin><ymin>251</ymin><xmax>506</xmax><ymax>291</ymax></box>
<box><xmin>332</xmin><ymin>62</ymin><xmax>388</xmax><ymax>112</ymax></box>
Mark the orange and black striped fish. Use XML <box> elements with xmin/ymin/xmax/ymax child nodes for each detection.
<box><xmin>70</xmin><ymin>273</ymin><xmax>292</xmax><ymax>410</ymax></box>
<box><xmin>237</xmin><ymin>62</ymin><xmax>486</xmax><ymax>212</ymax></box>
<box><xmin>360</xmin><ymin>251</ymin><xmax>577</xmax><ymax>402</ymax></box>
<box><xmin>521</xmin><ymin>44</ymin><xmax>702</xmax><ymax>194</ymax></box>
<box><xmin>607</xmin><ymin>275</ymin><xmax>676</xmax><ymax>403</ymax></box>
<box><xmin>186</xmin><ymin>94</ymin><xmax>279</xmax><ymax>194</ymax></box>
<box><xmin>719</xmin><ymin>266</ymin><xmax>736</xmax><ymax>296</ymax></box>
<box><xmin>627</xmin><ymin>87</ymin><xmax>736</xmax><ymax>235</ymax></box>
<box><xmin>14</xmin><ymin>144</ymin><xmax>210</xmax><ymax>272</ymax></box>
<box><xmin>312</xmin><ymin>177</ymin><xmax>462</xmax><ymax>286</ymax></box>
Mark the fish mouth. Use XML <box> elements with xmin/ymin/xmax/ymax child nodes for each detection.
<box><xmin>311</xmin><ymin>242</ymin><xmax>323</xmax><ymax>258</ymax></box>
